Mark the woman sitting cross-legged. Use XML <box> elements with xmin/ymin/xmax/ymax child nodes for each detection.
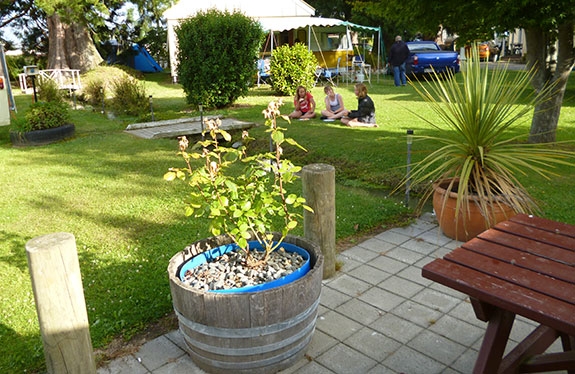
<box><xmin>341</xmin><ymin>83</ymin><xmax>378</xmax><ymax>127</ymax></box>
<box><xmin>320</xmin><ymin>85</ymin><xmax>347</xmax><ymax>120</ymax></box>
<box><xmin>288</xmin><ymin>85</ymin><xmax>316</xmax><ymax>120</ymax></box>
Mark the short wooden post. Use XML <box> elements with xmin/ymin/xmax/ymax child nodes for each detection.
<box><xmin>26</xmin><ymin>232</ymin><xmax>96</xmax><ymax>374</ymax></box>
<box><xmin>302</xmin><ymin>163</ymin><xmax>336</xmax><ymax>278</ymax></box>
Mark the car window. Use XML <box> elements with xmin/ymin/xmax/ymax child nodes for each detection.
<box><xmin>407</xmin><ymin>44</ymin><xmax>438</xmax><ymax>52</ymax></box>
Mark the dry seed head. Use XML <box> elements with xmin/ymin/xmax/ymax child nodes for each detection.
<box><xmin>178</xmin><ymin>136</ymin><xmax>189</xmax><ymax>152</ymax></box>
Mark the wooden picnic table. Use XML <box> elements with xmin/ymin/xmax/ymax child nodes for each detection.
<box><xmin>422</xmin><ymin>213</ymin><xmax>575</xmax><ymax>373</ymax></box>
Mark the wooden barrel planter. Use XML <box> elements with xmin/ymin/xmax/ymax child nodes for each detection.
<box><xmin>433</xmin><ymin>178</ymin><xmax>516</xmax><ymax>241</ymax></box>
<box><xmin>10</xmin><ymin>124</ymin><xmax>75</xmax><ymax>147</ymax></box>
<box><xmin>167</xmin><ymin>233</ymin><xmax>323</xmax><ymax>374</ymax></box>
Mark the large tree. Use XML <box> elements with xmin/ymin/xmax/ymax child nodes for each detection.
<box><xmin>2</xmin><ymin>0</ymin><xmax>172</xmax><ymax>73</ymax></box>
<box><xmin>355</xmin><ymin>0</ymin><xmax>575</xmax><ymax>143</ymax></box>
<box><xmin>35</xmin><ymin>0</ymin><xmax>108</xmax><ymax>71</ymax></box>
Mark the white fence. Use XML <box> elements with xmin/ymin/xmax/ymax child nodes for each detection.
<box><xmin>19</xmin><ymin>69</ymin><xmax>82</xmax><ymax>94</ymax></box>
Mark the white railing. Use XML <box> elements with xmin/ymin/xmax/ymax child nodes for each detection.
<box><xmin>19</xmin><ymin>69</ymin><xmax>82</xmax><ymax>94</ymax></box>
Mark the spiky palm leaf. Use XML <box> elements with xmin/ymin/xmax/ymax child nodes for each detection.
<box><xmin>403</xmin><ymin>45</ymin><xmax>574</xmax><ymax>227</ymax></box>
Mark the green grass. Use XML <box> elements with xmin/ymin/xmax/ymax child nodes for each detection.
<box><xmin>2</xmin><ymin>68</ymin><xmax>575</xmax><ymax>372</ymax></box>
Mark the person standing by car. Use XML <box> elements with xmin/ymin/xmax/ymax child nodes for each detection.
<box><xmin>388</xmin><ymin>35</ymin><xmax>410</xmax><ymax>86</ymax></box>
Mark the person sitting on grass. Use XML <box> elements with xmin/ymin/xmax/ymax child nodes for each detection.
<box><xmin>288</xmin><ymin>85</ymin><xmax>316</xmax><ymax>120</ymax></box>
<box><xmin>341</xmin><ymin>83</ymin><xmax>377</xmax><ymax>127</ymax></box>
<box><xmin>320</xmin><ymin>85</ymin><xmax>347</xmax><ymax>120</ymax></box>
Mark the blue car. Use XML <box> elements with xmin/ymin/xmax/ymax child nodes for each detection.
<box><xmin>405</xmin><ymin>41</ymin><xmax>460</xmax><ymax>76</ymax></box>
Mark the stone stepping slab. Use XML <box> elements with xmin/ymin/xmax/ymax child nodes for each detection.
<box><xmin>125</xmin><ymin>116</ymin><xmax>256</xmax><ymax>139</ymax></box>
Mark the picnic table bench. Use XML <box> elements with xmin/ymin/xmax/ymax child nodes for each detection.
<box><xmin>422</xmin><ymin>213</ymin><xmax>575</xmax><ymax>373</ymax></box>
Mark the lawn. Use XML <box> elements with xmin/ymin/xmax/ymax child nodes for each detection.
<box><xmin>2</xmin><ymin>68</ymin><xmax>575</xmax><ymax>372</ymax></box>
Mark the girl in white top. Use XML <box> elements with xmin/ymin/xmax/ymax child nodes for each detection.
<box><xmin>320</xmin><ymin>85</ymin><xmax>347</xmax><ymax>120</ymax></box>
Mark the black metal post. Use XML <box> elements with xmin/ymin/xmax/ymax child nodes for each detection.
<box><xmin>31</xmin><ymin>76</ymin><xmax>38</xmax><ymax>103</ymax></box>
<box><xmin>71</xmin><ymin>83</ymin><xmax>77</xmax><ymax>110</ymax></box>
<box><xmin>405</xmin><ymin>129</ymin><xmax>413</xmax><ymax>207</ymax></box>
<box><xmin>199</xmin><ymin>103</ymin><xmax>204</xmax><ymax>140</ymax></box>
<box><xmin>149</xmin><ymin>95</ymin><xmax>155</xmax><ymax>121</ymax></box>
<box><xmin>100</xmin><ymin>87</ymin><xmax>105</xmax><ymax>114</ymax></box>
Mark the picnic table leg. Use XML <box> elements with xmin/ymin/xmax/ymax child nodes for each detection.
<box><xmin>473</xmin><ymin>308</ymin><xmax>515</xmax><ymax>374</ymax></box>
<box><xmin>561</xmin><ymin>334</ymin><xmax>575</xmax><ymax>374</ymax></box>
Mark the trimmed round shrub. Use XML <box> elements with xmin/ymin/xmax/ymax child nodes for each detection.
<box><xmin>176</xmin><ymin>9</ymin><xmax>265</xmax><ymax>109</ymax></box>
<box><xmin>269</xmin><ymin>43</ymin><xmax>318</xmax><ymax>96</ymax></box>
<box><xmin>19</xmin><ymin>101</ymin><xmax>70</xmax><ymax>132</ymax></box>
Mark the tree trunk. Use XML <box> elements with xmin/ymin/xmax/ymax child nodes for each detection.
<box><xmin>47</xmin><ymin>12</ymin><xmax>103</xmax><ymax>73</ymax></box>
<box><xmin>528</xmin><ymin>23</ymin><xmax>575</xmax><ymax>143</ymax></box>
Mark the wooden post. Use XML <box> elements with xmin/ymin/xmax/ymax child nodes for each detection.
<box><xmin>302</xmin><ymin>163</ymin><xmax>336</xmax><ymax>278</ymax></box>
<box><xmin>26</xmin><ymin>232</ymin><xmax>96</xmax><ymax>374</ymax></box>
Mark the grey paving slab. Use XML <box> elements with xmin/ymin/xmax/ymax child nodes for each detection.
<box><xmin>383</xmin><ymin>246</ymin><xmax>428</xmax><ymax>265</ymax></box>
<box><xmin>97</xmin><ymin>355</ymin><xmax>149</xmax><ymax>374</ymax></box>
<box><xmin>378</xmin><ymin>273</ymin><xmax>426</xmax><ymax>299</ymax></box>
<box><xmin>326</xmin><ymin>273</ymin><xmax>372</xmax><ymax>297</ymax></box>
<box><xmin>400</xmin><ymin>237</ymin><xmax>440</xmax><ymax>255</ymax></box>
<box><xmin>382</xmin><ymin>345</ymin><xmax>446</xmax><ymax>374</ymax></box>
<box><xmin>390</xmin><ymin>300</ymin><xmax>445</xmax><ymax>329</ymax></box>
<box><xmin>135</xmin><ymin>335</ymin><xmax>186</xmax><ymax>371</ymax></box>
<box><xmin>429</xmin><ymin>314</ymin><xmax>485</xmax><ymax>347</ymax></box>
<box><xmin>97</xmin><ymin>214</ymin><xmax>562</xmax><ymax>374</ymax></box>
<box><xmin>368</xmin><ymin>255</ymin><xmax>410</xmax><ymax>275</ymax></box>
<box><xmin>408</xmin><ymin>329</ymin><xmax>467</xmax><ymax>366</ymax></box>
<box><xmin>358</xmin><ymin>286</ymin><xmax>406</xmax><ymax>312</ymax></box>
<box><xmin>346</xmin><ymin>263</ymin><xmax>391</xmax><ymax>285</ymax></box>
<box><xmin>370</xmin><ymin>313</ymin><xmax>425</xmax><ymax>344</ymax></box>
<box><xmin>316</xmin><ymin>310</ymin><xmax>363</xmax><ymax>341</ymax></box>
<box><xmin>344</xmin><ymin>326</ymin><xmax>402</xmax><ymax>362</ymax></box>
<box><xmin>340</xmin><ymin>244</ymin><xmax>380</xmax><ymax>262</ymax></box>
<box><xmin>315</xmin><ymin>343</ymin><xmax>378</xmax><ymax>374</ymax></box>
<box><xmin>336</xmin><ymin>298</ymin><xmax>384</xmax><ymax>325</ymax></box>
<box><xmin>320</xmin><ymin>283</ymin><xmax>353</xmax><ymax>309</ymax></box>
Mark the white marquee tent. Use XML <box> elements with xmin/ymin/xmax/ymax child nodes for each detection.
<box><xmin>163</xmin><ymin>0</ymin><xmax>382</xmax><ymax>82</ymax></box>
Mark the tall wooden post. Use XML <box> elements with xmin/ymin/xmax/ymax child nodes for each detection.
<box><xmin>26</xmin><ymin>232</ymin><xmax>96</xmax><ymax>374</ymax></box>
<box><xmin>302</xmin><ymin>163</ymin><xmax>336</xmax><ymax>278</ymax></box>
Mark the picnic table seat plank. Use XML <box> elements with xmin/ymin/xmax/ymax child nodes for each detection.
<box><xmin>510</xmin><ymin>214</ymin><xmax>575</xmax><ymax>239</ymax></box>
<box><xmin>478</xmin><ymin>226</ymin><xmax>575</xmax><ymax>265</ymax></box>
<box><xmin>422</xmin><ymin>259</ymin><xmax>575</xmax><ymax>336</ymax></box>
<box><xmin>461</xmin><ymin>238</ymin><xmax>575</xmax><ymax>284</ymax></box>
<box><xmin>444</xmin><ymin>247</ymin><xmax>575</xmax><ymax>305</ymax></box>
<box><xmin>490</xmin><ymin>220</ymin><xmax>575</xmax><ymax>253</ymax></box>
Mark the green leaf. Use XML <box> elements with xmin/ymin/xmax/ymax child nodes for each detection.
<box><xmin>285</xmin><ymin>194</ymin><xmax>297</xmax><ymax>204</ymax></box>
<box><xmin>237</xmin><ymin>237</ymin><xmax>248</xmax><ymax>250</ymax></box>
<box><xmin>241</xmin><ymin>200</ymin><xmax>252</xmax><ymax>211</ymax></box>
<box><xmin>221</xmin><ymin>130</ymin><xmax>232</xmax><ymax>142</ymax></box>
<box><xmin>163</xmin><ymin>171</ymin><xmax>177</xmax><ymax>181</ymax></box>
<box><xmin>271</xmin><ymin>130</ymin><xmax>284</xmax><ymax>144</ymax></box>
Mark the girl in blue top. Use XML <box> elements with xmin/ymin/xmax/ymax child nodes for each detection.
<box><xmin>320</xmin><ymin>85</ymin><xmax>347</xmax><ymax>120</ymax></box>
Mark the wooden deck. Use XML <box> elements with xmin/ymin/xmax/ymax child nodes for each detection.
<box><xmin>124</xmin><ymin>116</ymin><xmax>256</xmax><ymax>139</ymax></box>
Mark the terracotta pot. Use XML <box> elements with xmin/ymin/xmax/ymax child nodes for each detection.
<box><xmin>433</xmin><ymin>179</ymin><xmax>516</xmax><ymax>241</ymax></box>
<box><xmin>168</xmin><ymin>233</ymin><xmax>323</xmax><ymax>374</ymax></box>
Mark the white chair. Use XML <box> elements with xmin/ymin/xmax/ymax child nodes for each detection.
<box><xmin>257</xmin><ymin>59</ymin><xmax>270</xmax><ymax>87</ymax></box>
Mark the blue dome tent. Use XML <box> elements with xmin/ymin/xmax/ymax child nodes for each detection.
<box><xmin>127</xmin><ymin>44</ymin><xmax>163</xmax><ymax>73</ymax></box>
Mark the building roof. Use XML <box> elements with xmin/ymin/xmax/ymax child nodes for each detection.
<box><xmin>163</xmin><ymin>0</ymin><xmax>315</xmax><ymax>20</ymax></box>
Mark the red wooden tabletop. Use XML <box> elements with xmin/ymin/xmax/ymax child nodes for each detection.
<box><xmin>422</xmin><ymin>214</ymin><xmax>575</xmax><ymax>337</ymax></box>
